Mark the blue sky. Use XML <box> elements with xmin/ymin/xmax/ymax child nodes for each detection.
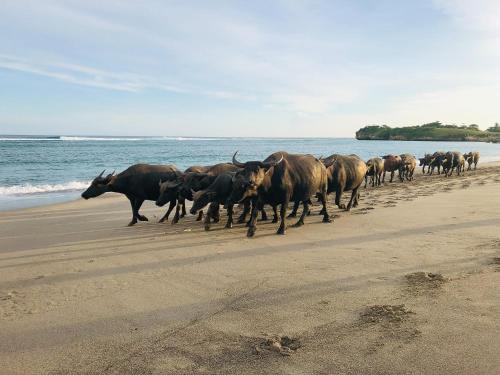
<box><xmin>0</xmin><ymin>0</ymin><xmax>499</xmax><ymax>137</ymax></box>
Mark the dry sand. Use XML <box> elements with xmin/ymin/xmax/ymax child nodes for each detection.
<box><xmin>1</xmin><ymin>164</ymin><xmax>499</xmax><ymax>374</ymax></box>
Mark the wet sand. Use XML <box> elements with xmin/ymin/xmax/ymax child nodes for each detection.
<box><xmin>1</xmin><ymin>164</ymin><xmax>499</xmax><ymax>374</ymax></box>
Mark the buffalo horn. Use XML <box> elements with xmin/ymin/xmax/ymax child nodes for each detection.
<box><xmin>232</xmin><ymin>151</ymin><xmax>246</xmax><ymax>167</ymax></box>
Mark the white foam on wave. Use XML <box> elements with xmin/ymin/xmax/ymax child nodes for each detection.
<box><xmin>0</xmin><ymin>181</ymin><xmax>90</xmax><ymax>196</ymax></box>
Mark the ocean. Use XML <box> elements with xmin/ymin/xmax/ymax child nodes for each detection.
<box><xmin>1</xmin><ymin>135</ymin><xmax>499</xmax><ymax>211</ymax></box>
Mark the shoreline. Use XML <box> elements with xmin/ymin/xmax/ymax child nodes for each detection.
<box><xmin>1</xmin><ymin>162</ymin><xmax>499</xmax><ymax>374</ymax></box>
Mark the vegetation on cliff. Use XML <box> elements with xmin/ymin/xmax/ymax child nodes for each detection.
<box><xmin>355</xmin><ymin>122</ymin><xmax>500</xmax><ymax>142</ymax></box>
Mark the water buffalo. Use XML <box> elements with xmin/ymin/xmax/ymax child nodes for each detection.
<box><xmin>463</xmin><ymin>151</ymin><xmax>480</xmax><ymax>170</ymax></box>
<box><xmin>323</xmin><ymin>154</ymin><xmax>367</xmax><ymax>210</ymax></box>
<box><xmin>229</xmin><ymin>151</ymin><xmax>331</xmax><ymax>237</ymax></box>
<box><xmin>428</xmin><ymin>151</ymin><xmax>446</xmax><ymax>175</ymax></box>
<box><xmin>418</xmin><ymin>154</ymin><xmax>433</xmax><ymax>174</ymax></box>
<box><xmin>399</xmin><ymin>154</ymin><xmax>417</xmax><ymax>181</ymax></box>
<box><xmin>189</xmin><ymin>172</ymin><xmax>236</xmax><ymax>230</ymax></box>
<box><xmin>442</xmin><ymin>151</ymin><xmax>465</xmax><ymax>176</ymax></box>
<box><xmin>156</xmin><ymin>163</ymin><xmax>240</xmax><ymax>223</ymax></box>
<box><xmin>381</xmin><ymin>155</ymin><xmax>402</xmax><ymax>182</ymax></box>
<box><xmin>365</xmin><ymin>157</ymin><xmax>384</xmax><ymax>188</ymax></box>
<box><xmin>81</xmin><ymin>164</ymin><xmax>181</xmax><ymax>226</ymax></box>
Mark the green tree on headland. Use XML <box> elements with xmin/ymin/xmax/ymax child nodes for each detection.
<box><xmin>356</xmin><ymin>121</ymin><xmax>500</xmax><ymax>142</ymax></box>
<box><xmin>487</xmin><ymin>123</ymin><xmax>500</xmax><ymax>132</ymax></box>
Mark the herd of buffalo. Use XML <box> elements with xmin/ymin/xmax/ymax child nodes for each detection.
<box><xmin>81</xmin><ymin>150</ymin><xmax>480</xmax><ymax>237</ymax></box>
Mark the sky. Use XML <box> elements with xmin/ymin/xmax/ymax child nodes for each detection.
<box><xmin>0</xmin><ymin>0</ymin><xmax>499</xmax><ymax>137</ymax></box>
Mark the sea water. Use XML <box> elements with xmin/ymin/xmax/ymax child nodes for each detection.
<box><xmin>1</xmin><ymin>135</ymin><xmax>499</xmax><ymax>211</ymax></box>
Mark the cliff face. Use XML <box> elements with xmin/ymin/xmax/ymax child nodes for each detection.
<box><xmin>355</xmin><ymin>123</ymin><xmax>500</xmax><ymax>142</ymax></box>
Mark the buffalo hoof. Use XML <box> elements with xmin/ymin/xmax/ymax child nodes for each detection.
<box><xmin>272</xmin><ymin>217</ymin><xmax>279</xmax><ymax>223</ymax></box>
<box><xmin>247</xmin><ymin>227</ymin><xmax>256</xmax><ymax>237</ymax></box>
<box><xmin>306</xmin><ymin>209</ymin><xmax>311</xmax><ymax>216</ymax></box>
<box><xmin>287</xmin><ymin>212</ymin><xmax>297</xmax><ymax>219</ymax></box>
<box><xmin>180</xmin><ymin>213</ymin><xmax>186</xmax><ymax>218</ymax></box>
<box><xmin>322</xmin><ymin>216</ymin><xmax>332</xmax><ymax>223</ymax></box>
<box><xmin>224</xmin><ymin>222</ymin><xmax>233</xmax><ymax>229</ymax></box>
<box><xmin>158</xmin><ymin>217</ymin><xmax>167</xmax><ymax>223</ymax></box>
<box><xmin>292</xmin><ymin>221</ymin><xmax>304</xmax><ymax>228</ymax></box>
<box><xmin>127</xmin><ymin>220</ymin><xmax>137</xmax><ymax>227</ymax></box>
<box><xmin>138</xmin><ymin>215</ymin><xmax>148</xmax><ymax>221</ymax></box>
<box><xmin>213</xmin><ymin>217</ymin><xmax>220</xmax><ymax>223</ymax></box>
<box><xmin>276</xmin><ymin>227</ymin><xmax>286</xmax><ymax>235</ymax></box>
<box><xmin>237</xmin><ymin>217</ymin><xmax>246</xmax><ymax>224</ymax></box>
<box><xmin>204</xmin><ymin>224</ymin><xmax>211</xmax><ymax>231</ymax></box>
<box><xmin>171</xmin><ymin>217</ymin><xmax>179</xmax><ymax>225</ymax></box>
<box><xmin>338</xmin><ymin>204</ymin><xmax>346</xmax><ymax>210</ymax></box>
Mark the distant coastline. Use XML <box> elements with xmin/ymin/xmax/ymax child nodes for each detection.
<box><xmin>356</xmin><ymin>122</ymin><xmax>500</xmax><ymax>143</ymax></box>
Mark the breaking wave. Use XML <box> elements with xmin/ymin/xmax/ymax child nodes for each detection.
<box><xmin>0</xmin><ymin>181</ymin><xmax>90</xmax><ymax>196</ymax></box>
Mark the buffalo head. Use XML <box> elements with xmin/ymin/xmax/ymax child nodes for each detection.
<box><xmin>228</xmin><ymin>151</ymin><xmax>283</xmax><ymax>203</ymax></box>
<box><xmin>81</xmin><ymin>170</ymin><xmax>115</xmax><ymax>199</ymax></box>
<box><xmin>190</xmin><ymin>189</ymin><xmax>216</xmax><ymax>215</ymax></box>
<box><xmin>156</xmin><ymin>179</ymin><xmax>181</xmax><ymax>206</ymax></box>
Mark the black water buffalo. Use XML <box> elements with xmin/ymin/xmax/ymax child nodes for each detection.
<box><xmin>322</xmin><ymin>154</ymin><xmax>367</xmax><ymax>210</ymax></box>
<box><xmin>419</xmin><ymin>154</ymin><xmax>433</xmax><ymax>174</ymax></box>
<box><xmin>156</xmin><ymin>163</ymin><xmax>240</xmax><ymax>223</ymax></box>
<box><xmin>428</xmin><ymin>151</ymin><xmax>446</xmax><ymax>175</ymax></box>
<box><xmin>399</xmin><ymin>154</ymin><xmax>417</xmax><ymax>181</ymax></box>
<box><xmin>381</xmin><ymin>155</ymin><xmax>402</xmax><ymax>182</ymax></box>
<box><xmin>442</xmin><ymin>151</ymin><xmax>465</xmax><ymax>176</ymax></box>
<box><xmin>81</xmin><ymin>164</ymin><xmax>181</xmax><ymax>226</ymax></box>
<box><xmin>365</xmin><ymin>157</ymin><xmax>384</xmax><ymax>188</ymax></box>
<box><xmin>189</xmin><ymin>172</ymin><xmax>236</xmax><ymax>230</ymax></box>
<box><xmin>229</xmin><ymin>151</ymin><xmax>331</xmax><ymax>237</ymax></box>
<box><xmin>463</xmin><ymin>151</ymin><xmax>480</xmax><ymax>170</ymax></box>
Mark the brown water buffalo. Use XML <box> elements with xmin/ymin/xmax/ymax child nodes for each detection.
<box><xmin>323</xmin><ymin>154</ymin><xmax>367</xmax><ymax>210</ymax></box>
<box><xmin>463</xmin><ymin>151</ymin><xmax>480</xmax><ymax>170</ymax></box>
<box><xmin>381</xmin><ymin>155</ymin><xmax>402</xmax><ymax>182</ymax></box>
<box><xmin>442</xmin><ymin>151</ymin><xmax>465</xmax><ymax>176</ymax></box>
<box><xmin>428</xmin><ymin>151</ymin><xmax>446</xmax><ymax>175</ymax></box>
<box><xmin>365</xmin><ymin>157</ymin><xmax>384</xmax><ymax>188</ymax></box>
<box><xmin>156</xmin><ymin>163</ymin><xmax>240</xmax><ymax>223</ymax></box>
<box><xmin>229</xmin><ymin>151</ymin><xmax>331</xmax><ymax>237</ymax></box>
<box><xmin>81</xmin><ymin>164</ymin><xmax>181</xmax><ymax>226</ymax></box>
<box><xmin>418</xmin><ymin>154</ymin><xmax>433</xmax><ymax>174</ymax></box>
<box><xmin>399</xmin><ymin>154</ymin><xmax>417</xmax><ymax>181</ymax></box>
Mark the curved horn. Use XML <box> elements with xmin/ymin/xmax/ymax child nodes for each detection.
<box><xmin>97</xmin><ymin>169</ymin><xmax>105</xmax><ymax>178</ymax></box>
<box><xmin>262</xmin><ymin>153</ymin><xmax>283</xmax><ymax>168</ymax></box>
<box><xmin>232</xmin><ymin>151</ymin><xmax>245</xmax><ymax>168</ymax></box>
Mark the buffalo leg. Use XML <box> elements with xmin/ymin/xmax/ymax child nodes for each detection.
<box><xmin>135</xmin><ymin>199</ymin><xmax>148</xmax><ymax>221</ymax></box>
<box><xmin>382</xmin><ymin>171</ymin><xmax>386</xmax><ymax>183</ymax></box>
<box><xmin>346</xmin><ymin>188</ymin><xmax>358</xmax><ymax>211</ymax></box>
<box><xmin>277</xmin><ymin>199</ymin><xmax>288</xmax><ymax>235</ymax></box>
<box><xmin>172</xmin><ymin>197</ymin><xmax>184</xmax><ymax>224</ymax></box>
<box><xmin>204</xmin><ymin>203</ymin><xmax>218</xmax><ymax>231</ymax></box>
<box><xmin>353</xmin><ymin>190</ymin><xmax>360</xmax><ymax>208</ymax></box>
<box><xmin>181</xmin><ymin>200</ymin><xmax>187</xmax><ymax>218</ymax></box>
<box><xmin>389</xmin><ymin>170</ymin><xmax>394</xmax><ymax>182</ymax></box>
<box><xmin>225</xmin><ymin>204</ymin><xmax>234</xmax><ymax>229</ymax></box>
<box><xmin>287</xmin><ymin>201</ymin><xmax>300</xmax><ymax>218</ymax></box>
<box><xmin>319</xmin><ymin>191</ymin><xmax>331</xmax><ymax>223</ymax></box>
<box><xmin>335</xmin><ymin>186</ymin><xmax>346</xmax><ymax>210</ymax></box>
<box><xmin>272</xmin><ymin>205</ymin><xmax>279</xmax><ymax>223</ymax></box>
<box><xmin>247</xmin><ymin>198</ymin><xmax>259</xmax><ymax>237</ymax></box>
<box><xmin>159</xmin><ymin>199</ymin><xmax>176</xmax><ymax>223</ymax></box>
<box><xmin>260</xmin><ymin>208</ymin><xmax>268</xmax><ymax>221</ymax></box>
<box><xmin>293</xmin><ymin>200</ymin><xmax>309</xmax><ymax>227</ymax></box>
<box><xmin>126</xmin><ymin>195</ymin><xmax>138</xmax><ymax>226</ymax></box>
<box><xmin>364</xmin><ymin>175</ymin><xmax>368</xmax><ymax>189</ymax></box>
<box><xmin>238</xmin><ymin>201</ymin><xmax>250</xmax><ymax>223</ymax></box>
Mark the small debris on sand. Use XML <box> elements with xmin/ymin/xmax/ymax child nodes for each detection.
<box><xmin>254</xmin><ymin>336</ymin><xmax>301</xmax><ymax>356</ymax></box>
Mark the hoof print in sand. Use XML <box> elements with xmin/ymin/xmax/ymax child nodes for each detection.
<box><xmin>254</xmin><ymin>336</ymin><xmax>301</xmax><ymax>356</ymax></box>
<box><xmin>360</xmin><ymin>304</ymin><xmax>414</xmax><ymax>324</ymax></box>
<box><xmin>404</xmin><ymin>272</ymin><xmax>447</xmax><ymax>293</ymax></box>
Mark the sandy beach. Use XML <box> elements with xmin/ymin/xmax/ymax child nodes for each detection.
<box><xmin>1</xmin><ymin>164</ymin><xmax>499</xmax><ymax>375</ymax></box>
